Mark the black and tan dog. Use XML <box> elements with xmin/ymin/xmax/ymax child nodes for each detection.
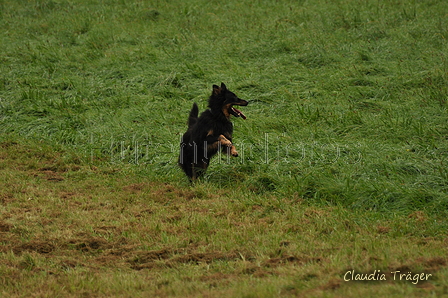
<box><xmin>179</xmin><ymin>83</ymin><xmax>248</xmax><ymax>181</ymax></box>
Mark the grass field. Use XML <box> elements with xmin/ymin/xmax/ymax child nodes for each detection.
<box><xmin>1</xmin><ymin>0</ymin><xmax>448</xmax><ymax>297</ymax></box>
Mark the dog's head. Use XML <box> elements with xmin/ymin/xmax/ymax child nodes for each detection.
<box><xmin>209</xmin><ymin>83</ymin><xmax>248</xmax><ymax>120</ymax></box>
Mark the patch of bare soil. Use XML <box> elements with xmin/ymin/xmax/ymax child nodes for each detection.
<box><xmin>169</xmin><ymin>251</ymin><xmax>239</xmax><ymax>265</ymax></box>
<box><xmin>127</xmin><ymin>249</ymin><xmax>254</xmax><ymax>271</ymax></box>
<box><xmin>0</xmin><ymin>220</ymin><xmax>12</xmax><ymax>232</ymax></box>
<box><xmin>127</xmin><ymin>248</ymin><xmax>174</xmax><ymax>270</ymax></box>
<box><xmin>0</xmin><ymin>193</ymin><xmax>14</xmax><ymax>204</ymax></box>
<box><xmin>36</xmin><ymin>169</ymin><xmax>65</xmax><ymax>181</ymax></box>
<box><xmin>65</xmin><ymin>236</ymin><xmax>114</xmax><ymax>252</ymax></box>
<box><xmin>12</xmin><ymin>240</ymin><xmax>55</xmax><ymax>254</ymax></box>
<box><xmin>388</xmin><ymin>256</ymin><xmax>447</xmax><ymax>275</ymax></box>
<box><xmin>122</xmin><ymin>183</ymin><xmax>149</xmax><ymax>193</ymax></box>
<box><xmin>263</xmin><ymin>255</ymin><xmax>324</xmax><ymax>268</ymax></box>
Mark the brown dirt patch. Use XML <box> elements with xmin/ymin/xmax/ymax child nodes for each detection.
<box><xmin>0</xmin><ymin>193</ymin><xmax>15</xmax><ymax>204</ymax></box>
<box><xmin>66</xmin><ymin>237</ymin><xmax>112</xmax><ymax>252</ymax></box>
<box><xmin>128</xmin><ymin>249</ymin><xmax>249</xmax><ymax>270</ymax></box>
<box><xmin>417</xmin><ymin>256</ymin><xmax>447</xmax><ymax>271</ymax></box>
<box><xmin>170</xmin><ymin>251</ymin><xmax>239</xmax><ymax>265</ymax></box>
<box><xmin>130</xmin><ymin>248</ymin><xmax>173</xmax><ymax>263</ymax></box>
<box><xmin>128</xmin><ymin>248</ymin><xmax>174</xmax><ymax>270</ymax></box>
<box><xmin>44</xmin><ymin>171</ymin><xmax>65</xmax><ymax>181</ymax></box>
<box><xmin>13</xmin><ymin>240</ymin><xmax>55</xmax><ymax>254</ymax></box>
<box><xmin>60</xmin><ymin>192</ymin><xmax>77</xmax><ymax>199</ymax></box>
<box><xmin>408</xmin><ymin>211</ymin><xmax>427</xmax><ymax>222</ymax></box>
<box><xmin>388</xmin><ymin>256</ymin><xmax>447</xmax><ymax>274</ymax></box>
<box><xmin>0</xmin><ymin>221</ymin><xmax>12</xmax><ymax>232</ymax></box>
<box><xmin>377</xmin><ymin>226</ymin><xmax>390</xmax><ymax>234</ymax></box>
<box><xmin>122</xmin><ymin>182</ymin><xmax>149</xmax><ymax>193</ymax></box>
<box><xmin>263</xmin><ymin>255</ymin><xmax>324</xmax><ymax>268</ymax></box>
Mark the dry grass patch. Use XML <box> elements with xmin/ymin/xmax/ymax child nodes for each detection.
<box><xmin>1</xmin><ymin>140</ymin><xmax>447</xmax><ymax>297</ymax></box>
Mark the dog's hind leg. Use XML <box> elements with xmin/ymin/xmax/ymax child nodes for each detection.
<box><xmin>191</xmin><ymin>163</ymin><xmax>197</xmax><ymax>181</ymax></box>
<box><xmin>191</xmin><ymin>159</ymin><xmax>209</xmax><ymax>181</ymax></box>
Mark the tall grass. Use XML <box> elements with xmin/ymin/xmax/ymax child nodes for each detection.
<box><xmin>1</xmin><ymin>0</ymin><xmax>447</xmax><ymax>212</ymax></box>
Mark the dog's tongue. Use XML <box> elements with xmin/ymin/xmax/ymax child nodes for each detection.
<box><xmin>233</xmin><ymin>107</ymin><xmax>247</xmax><ymax>120</ymax></box>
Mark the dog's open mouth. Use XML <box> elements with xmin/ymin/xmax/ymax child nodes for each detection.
<box><xmin>230</xmin><ymin>106</ymin><xmax>247</xmax><ymax>120</ymax></box>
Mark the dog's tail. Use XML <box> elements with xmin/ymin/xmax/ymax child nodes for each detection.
<box><xmin>188</xmin><ymin>103</ymin><xmax>199</xmax><ymax>128</ymax></box>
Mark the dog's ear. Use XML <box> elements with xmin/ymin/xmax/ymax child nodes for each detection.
<box><xmin>220</xmin><ymin>82</ymin><xmax>227</xmax><ymax>90</ymax></box>
<box><xmin>212</xmin><ymin>84</ymin><xmax>222</xmax><ymax>95</ymax></box>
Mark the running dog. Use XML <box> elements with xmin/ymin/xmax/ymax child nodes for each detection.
<box><xmin>178</xmin><ymin>83</ymin><xmax>248</xmax><ymax>181</ymax></box>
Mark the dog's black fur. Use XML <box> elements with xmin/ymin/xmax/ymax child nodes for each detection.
<box><xmin>178</xmin><ymin>83</ymin><xmax>248</xmax><ymax>181</ymax></box>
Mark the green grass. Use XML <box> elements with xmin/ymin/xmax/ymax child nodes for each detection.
<box><xmin>1</xmin><ymin>0</ymin><xmax>448</xmax><ymax>297</ymax></box>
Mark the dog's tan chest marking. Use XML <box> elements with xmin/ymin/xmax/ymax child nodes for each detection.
<box><xmin>222</xmin><ymin>104</ymin><xmax>232</xmax><ymax>119</ymax></box>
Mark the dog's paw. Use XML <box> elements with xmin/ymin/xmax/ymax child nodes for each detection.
<box><xmin>231</xmin><ymin>148</ymin><xmax>239</xmax><ymax>157</ymax></box>
<box><xmin>223</xmin><ymin>140</ymin><xmax>232</xmax><ymax>147</ymax></box>
<box><xmin>218</xmin><ymin>135</ymin><xmax>232</xmax><ymax>147</ymax></box>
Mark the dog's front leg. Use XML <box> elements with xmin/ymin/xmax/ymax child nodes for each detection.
<box><xmin>217</xmin><ymin>134</ymin><xmax>232</xmax><ymax>147</ymax></box>
<box><xmin>217</xmin><ymin>135</ymin><xmax>238</xmax><ymax>157</ymax></box>
<box><xmin>205</xmin><ymin>132</ymin><xmax>238</xmax><ymax>157</ymax></box>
